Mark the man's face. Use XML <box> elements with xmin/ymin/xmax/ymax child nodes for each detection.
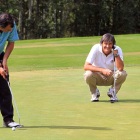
<box><xmin>102</xmin><ymin>41</ymin><xmax>113</xmax><ymax>56</ymax></box>
<box><xmin>0</xmin><ymin>25</ymin><xmax>12</xmax><ymax>32</ymax></box>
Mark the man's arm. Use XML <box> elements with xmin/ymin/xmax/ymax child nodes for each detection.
<box><xmin>84</xmin><ymin>62</ymin><xmax>113</xmax><ymax>76</ymax></box>
<box><xmin>3</xmin><ymin>42</ymin><xmax>14</xmax><ymax>73</ymax></box>
<box><xmin>115</xmin><ymin>56</ymin><xmax>124</xmax><ymax>71</ymax></box>
<box><xmin>113</xmin><ymin>49</ymin><xmax>124</xmax><ymax>71</ymax></box>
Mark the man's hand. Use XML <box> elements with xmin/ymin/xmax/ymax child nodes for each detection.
<box><xmin>113</xmin><ymin>47</ymin><xmax>118</xmax><ymax>55</ymax></box>
<box><xmin>102</xmin><ymin>69</ymin><xmax>113</xmax><ymax>76</ymax></box>
<box><xmin>84</xmin><ymin>62</ymin><xmax>113</xmax><ymax>76</ymax></box>
<box><xmin>112</xmin><ymin>47</ymin><xmax>124</xmax><ymax>71</ymax></box>
<box><xmin>2</xmin><ymin>59</ymin><xmax>8</xmax><ymax>74</ymax></box>
<box><xmin>0</xmin><ymin>67</ymin><xmax>7</xmax><ymax>79</ymax></box>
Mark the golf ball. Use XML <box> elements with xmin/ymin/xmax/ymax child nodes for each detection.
<box><xmin>12</xmin><ymin>127</ymin><xmax>16</xmax><ymax>131</ymax></box>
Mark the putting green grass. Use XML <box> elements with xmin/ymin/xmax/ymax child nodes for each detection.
<box><xmin>0</xmin><ymin>34</ymin><xmax>140</xmax><ymax>139</ymax></box>
<box><xmin>0</xmin><ymin>67</ymin><xmax>140</xmax><ymax>140</ymax></box>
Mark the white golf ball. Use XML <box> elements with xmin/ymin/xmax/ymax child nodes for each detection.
<box><xmin>12</xmin><ymin>127</ymin><xmax>16</xmax><ymax>131</ymax></box>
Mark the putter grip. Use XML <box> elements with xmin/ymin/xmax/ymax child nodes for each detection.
<box><xmin>0</xmin><ymin>60</ymin><xmax>9</xmax><ymax>82</ymax></box>
<box><xmin>5</xmin><ymin>75</ymin><xmax>9</xmax><ymax>82</ymax></box>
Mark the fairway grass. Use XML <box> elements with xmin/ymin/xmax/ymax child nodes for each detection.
<box><xmin>7</xmin><ymin>34</ymin><xmax>140</xmax><ymax>72</ymax></box>
<box><xmin>0</xmin><ymin>67</ymin><xmax>140</xmax><ymax>140</ymax></box>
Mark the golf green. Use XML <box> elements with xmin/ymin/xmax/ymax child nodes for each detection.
<box><xmin>0</xmin><ymin>34</ymin><xmax>140</xmax><ymax>139</ymax></box>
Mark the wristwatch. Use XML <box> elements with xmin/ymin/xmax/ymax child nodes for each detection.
<box><xmin>114</xmin><ymin>53</ymin><xmax>119</xmax><ymax>57</ymax></box>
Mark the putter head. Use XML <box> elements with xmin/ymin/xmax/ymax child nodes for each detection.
<box><xmin>111</xmin><ymin>100</ymin><xmax>115</xmax><ymax>103</ymax></box>
<box><xmin>16</xmin><ymin>124</ymin><xmax>24</xmax><ymax>128</ymax></box>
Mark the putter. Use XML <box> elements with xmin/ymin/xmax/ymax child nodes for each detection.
<box><xmin>113</xmin><ymin>58</ymin><xmax>116</xmax><ymax>99</ymax></box>
<box><xmin>6</xmin><ymin>78</ymin><xmax>21</xmax><ymax>124</ymax></box>
<box><xmin>111</xmin><ymin>47</ymin><xmax>116</xmax><ymax>103</ymax></box>
<box><xmin>0</xmin><ymin>60</ymin><xmax>23</xmax><ymax>127</ymax></box>
<box><xmin>113</xmin><ymin>48</ymin><xmax>117</xmax><ymax>98</ymax></box>
<box><xmin>6</xmin><ymin>77</ymin><xmax>24</xmax><ymax>128</ymax></box>
<box><xmin>6</xmin><ymin>76</ymin><xmax>24</xmax><ymax>128</ymax></box>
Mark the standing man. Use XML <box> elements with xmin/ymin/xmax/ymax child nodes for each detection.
<box><xmin>84</xmin><ymin>33</ymin><xmax>127</xmax><ymax>102</ymax></box>
<box><xmin>0</xmin><ymin>13</ymin><xmax>23</xmax><ymax>127</ymax></box>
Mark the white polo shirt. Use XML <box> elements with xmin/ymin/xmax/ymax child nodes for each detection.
<box><xmin>86</xmin><ymin>44</ymin><xmax>123</xmax><ymax>70</ymax></box>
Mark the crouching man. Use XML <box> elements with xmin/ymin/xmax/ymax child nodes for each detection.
<box><xmin>84</xmin><ymin>33</ymin><xmax>127</xmax><ymax>102</ymax></box>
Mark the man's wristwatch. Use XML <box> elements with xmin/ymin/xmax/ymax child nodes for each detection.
<box><xmin>114</xmin><ymin>53</ymin><xmax>119</xmax><ymax>57</ymax></box>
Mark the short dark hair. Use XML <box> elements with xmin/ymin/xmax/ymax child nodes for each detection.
<box><xmin>0</xmin><ymin>13</ymin><xmax>14</xmax><ymax>29</ymax></box>
<box><xmin>100</xmin><ymin>33</ymin><xmax>116</xmax><ymax>45</ymax></box>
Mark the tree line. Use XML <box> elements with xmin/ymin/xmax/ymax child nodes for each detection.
<box><xmin>0</xmin><ymin>0</ymin><xmax>140</xmax><ymax>40</ymax></box>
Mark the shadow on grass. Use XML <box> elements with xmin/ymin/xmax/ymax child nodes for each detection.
<box><xmin>118</xmin><ymin>99</ymin><xmax>140</xmax><ymax>103</ymax></box>
<box><xmin>98</xmin><ymin>100</ymin><xmax>110</xmax><ymax>102</ymax></box>
<box><xmin>98</xmin><ymin>99</ymin><xmax>140</xmax><ymax>103</ymax></box>
<box><xmin>0</xmin><ymin>126</ymin><xmax>112</xmax><ymax>131</ymax></box>
<box><xmin>21</xmin><ymin>126</ymin><xmax>112</xmax><ymax>130</ymax></box>
<box><xmin>0</xmin><ymin>126</ymin><xmax>113</xmax><ymax>130</ymax></box>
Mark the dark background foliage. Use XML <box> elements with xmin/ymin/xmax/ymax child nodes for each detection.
<box><xmin>0</xmin><ymin>0</ymin><xmax>140</xmax><ymax>40</ymax></box>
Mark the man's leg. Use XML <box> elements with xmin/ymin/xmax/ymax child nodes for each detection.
<box><xmin>0</xmin><ymin>51</ymin><xmax>13</xmax><ymax>122</ymax></box>
<box><xmin>113</xmin><ymin>70</ymin><xmax>127</xmax><ymax>93</ymax></box>
<box><xmin>0</xmin><ymin>75</ymin><xmax>13</xmax><ymax>122</ymax></box>
<box><xmin>0</xmin><ymin>52</ymin><xmax>13</xmax><ymax>122</ymax></box>
<box><xmin>107</xmin><ymin>70</ymin><xmax>127</xmax><ymax>101</ymax></box>
<box><xmin>84</xmin><ymin>71</ymin><xmax>97</xmax><ymax>95</ymax></box>
<box><xmin>84</xmin><ymin>71</ymin><xmax>113</xmax><ymax>101</ymax></box>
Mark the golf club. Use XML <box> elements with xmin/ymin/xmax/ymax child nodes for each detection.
<box><xmin>0</xmin><ymin>60</ymin><xmax>21</xmax><ymax>125</ymax></box>
<box><xmin>113</xmin><ymin>48</ymin><xmax>117</xmax><ymax>98</ymax></box>
<box><xmin>6</xmin><ymin>79</ymin><xmax>21</xmax><ymax>124</ymax></box>
<box><xmin>111</xmin><ymin>47</ymin><xmax>116</xmax><ymax>103</ymax></box>
<box><xmin>113</xmin><ymin>57</ymin><xmax>116</xmax><ymax>102</ymax></box>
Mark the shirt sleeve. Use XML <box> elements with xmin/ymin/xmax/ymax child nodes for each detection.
<box><xmin>118</xmin><ymin>47</ymin><xmax>123</xmax><ymax>61</ymax></box>
<box><xmin>86</xmin><ymin>45</ymin><xmax>98</xmax><ymax>64</ymax></box>
<box><xmin>7</xmin><ymin>23</ymin><xmax>19</xmax><ymax>42</ymax></box>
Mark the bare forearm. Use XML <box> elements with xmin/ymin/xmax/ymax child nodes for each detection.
<box><xmin>84</xmin><ymin>62</ymin><xmax>104</xmax><ymax>73</ymax></box>
<box><xmin>3</xmin><ymin>42</ymin><xmax>14</xmax><ymax>61</ymax></box>
<box><xmin>84</xmin><ymin>62</ymin><xmax>113</xmax><ymax>76</ymax></box>
<box><xmin>115</xmin><ymin>56</ymin><xmax>124</xmax><ymax>71</ymax></box>
<box><xmin>2</xmin><ymin>42</ymin><xmax>14</xmax><ymax>73</ymax></box>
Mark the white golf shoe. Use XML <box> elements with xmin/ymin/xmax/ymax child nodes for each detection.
<box><xmin>3</xmin><ymin>120</ymin><xmax>24</xmax><ymax>128</ymax></box>
<box><xmin>91</xmin><ymin>88</ymin><xmax>100</xmax><ymax>102</ymax></box>
<box><xmin>107</xmin><ymin>88</ymin><xmax>118</xmax><ymax>102</ymax></box>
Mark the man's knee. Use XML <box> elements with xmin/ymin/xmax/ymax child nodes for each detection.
<box><xmin>84</xmin><ymin>71</ymin><xmax>96</xmax><ymax>83</ymax></box>
<box><xmin>116</xmin><ymin>70</ymin><xmax>127</xmax><ymax>81</ymax></box>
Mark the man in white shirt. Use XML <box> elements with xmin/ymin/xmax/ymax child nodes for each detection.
<box><xmin>84</xmin><ymin>33</ymin><xmax>127</xmax><ymax>102</ymax></box>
